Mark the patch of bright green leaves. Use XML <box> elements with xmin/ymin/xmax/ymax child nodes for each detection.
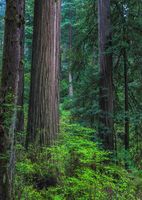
<box><xmin>15</xmin><ymin>111</ymin><xmax>138</xmax><ymax>200</ymax></box>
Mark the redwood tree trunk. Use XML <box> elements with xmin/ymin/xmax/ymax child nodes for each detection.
<box><xmin>16</xmin><ymin>0</ymin><xmax>25</xmax><ymax>133</ymax></box>
<box><xmin>0</xmin><ymin>0</ymin><xmax>24</xmax><ymax>199</ymax></box>
<box><xmin>98</xmin><ymin>0</ymin><xmax>114</xmax><ymax>150</ymax></box>
<box><xmin>27</xmin><ymin>0</ymin><xmax>61</xmax><ymax>147</ymax></box>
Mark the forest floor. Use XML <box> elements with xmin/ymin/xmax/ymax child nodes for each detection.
<box><xmin>15</xmin><ymin>111</ymin><xmax>142</xmax><ymax>200</ymax></box>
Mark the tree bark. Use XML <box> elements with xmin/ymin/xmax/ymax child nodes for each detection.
<box><xmin>68</xmin><ymin>7</ymin><xmax>73</xmax><ymax>98</ymax></box>
<box><xmin>27</xmin><ymin>0</ymin><xmax>61</xmax><ymax>147</ymax></box>
<box><xmin>123</xmin><ymin>46</ymin><xmax>129</xmax><ymax>169</ymax></box>
<box><xmin>0</xmin><ymin>0</ymin><xmax>24</xmax><ymax>199</ymax></box>
<box><xmin>123</xmin><ymin>48</ymin><xmax>129</xmax><ymax>152</ymax></box>
<box><xmin>16</xmin><ymin>0</ymin><xmax>25</xmax><ymax>133</ymax></box>
<box><xmin>69</xmin><ymin>71</ymin><xmax>73</xmax><ymax>97</ymax></box>
<box><xmin>98</xmin><ymin>0</ymin><xmax>114</xmax><ymax>150</ymax></box>
<box><xmin>121</xmin><ymin>3</ymin><xmax>129</xmax><ymax>168</ymax></box>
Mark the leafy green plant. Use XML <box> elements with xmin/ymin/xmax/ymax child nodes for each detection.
<box><xmin>15</xmin><ymin>111</ymin><xmax>138</xmax><ymax>200</ymax></box>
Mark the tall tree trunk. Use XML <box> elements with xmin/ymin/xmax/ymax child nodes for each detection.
<box><xmin>123</xmin><ymin>47</ymin><xmax>129</xmax><ymax>169</ymax></box>
<box><xmin>0</xmin><ymin>0</ymin><xmax>24</xmax><ymax>199</ymax></box>
<box><xmin>16</xmin><ymin>0</ymin><xmax>25</xmax><ymax>133</ymax></box>
<box><xmin>121</xmin><ymin>2</ymin><xmax>129</xmax><ymax>168</ymax></box>
<box><xmin>98</xmin><ymin>0</ymin><xmax>114</xmax><ymax>150</ymax></box>
<box><xmin>27</xmin><ymin>0</ymin><xmax>61</xmax><ymax>147</ymax></box>
<box><xmin>123</xmin><ymin>48</ymin><xmax>129</xmax><ymax>152</ymax></box>
<box><xmin>68</xmin><ymin>7</ymin><xmax>73</xmax><ymax>98</ymax></box>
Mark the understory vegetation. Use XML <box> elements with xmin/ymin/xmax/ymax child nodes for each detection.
<box><xmin>15</xmin><ymin>111</ymin><xmax>142</xmax><ymax>200</ymax></box>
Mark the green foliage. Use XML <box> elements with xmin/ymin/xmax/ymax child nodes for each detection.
<box><xmin>16</xmin><ymin>159</ymin><xmax>36</xmax><ymax>175</ymax></box>
<box><xmin>15</xmin><ymin>186</ymin><xmax>43</xmax><ymax>200</ymax></box>
<box><xmin>0</xmin><ymin>0</ymin><xmax>142</xmax><ymax>199</ymax></box>
<box><xmin>15</xmin><ymin>111</ymin><xmax>138</xmax><ymax>200</ymax></box>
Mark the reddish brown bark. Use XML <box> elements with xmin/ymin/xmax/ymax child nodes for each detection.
<box><xmin>16</xmin><ymin>0</ymin><xmax>25</xmax><ymax>133</ymax></box>
<box><xmin>27</xmin><ymin>0</ymin><xmax>61</xmax><ymax>147</ymax></box>
<box><xmin>98</xmin><ymin>0</ymin><xmax>114</xmax><ymax>150</ymax></box>
<box><xmin>0</xmin><ymin>0</ymin><xmax>24</xmax><ymax>198</ymax></box>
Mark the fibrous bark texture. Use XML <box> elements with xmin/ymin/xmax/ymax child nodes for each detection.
<box><xmin>27</xmin><ymin>0</ymin><xmax>61</xmax><ymax>146</ymax></box>
<box><xmin>98</xmin><ymin>0</ymin><xmax>114</xmax><ymax>150</ymax></box>
<box><xmin>0</xmin><ymin>0</ymin><xmax>24</xmax><ymax>199</ymax></box>
<box><xmin>16</xmin><ymin>0</ymin><xmax>25</xmax><ymax>133</ymax></box>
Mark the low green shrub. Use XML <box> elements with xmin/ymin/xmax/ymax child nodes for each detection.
<box><xmin>15</xmin><ymin>111</ymin><xmax>138</xmax><ymax>200</ymax></box>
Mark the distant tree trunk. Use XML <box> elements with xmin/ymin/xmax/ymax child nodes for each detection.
<box><xmin>69</xmin><ymin>71</ymin><xmax>73</xmax><ymax>97</ymax></box>
<box><xmin>123</xmin><ymin>48</ymin><xmax>129</xmax><ymax>152</ymax></box>
<box><xmin>16</xmin><ymin>0</ymin><xmax>25</xmax><ymax>133</ymax></box>
<box><xmin>98</xmin><ymin>0</ymin><xmax>114</xmax><ymax>150</ymax></box>
<box><xmin>121</xmin><ymin>3</ymin><xmax>129</xmax><ymax>168</ymax></box>
<box><xmin>123</xmin><ymin>46</ymin><xmax>129</xmax><ymax>169</ymax></box>
<box><xmin>68</xmin><ymin>7</ymin><xmax>73</xmax><ymax>98</ymax></box>
<box><xmin>0</xmin><ymin>0</ymin><xmax>24</xmax><ymax>199</ymax></box>
<box><xmin>27</xmin><ymin>0</ymin><xmax>61</xmax><ymax>147</ymax></box>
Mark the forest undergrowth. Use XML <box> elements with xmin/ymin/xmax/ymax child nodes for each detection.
<box><xmin>15</xmin><ymin>110</ymin><xmax>142</xmax><ymax>200</ymax></box>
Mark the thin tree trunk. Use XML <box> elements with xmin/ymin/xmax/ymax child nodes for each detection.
<box><xmin>123</xmin><ymin>48</ymin><xmax>129</xmax><ymax>151</ymax></box>
<box><xmin>27</xmin><ymin>0</ymin><xmax>61</xmax><ymax>147</ymax></box>
<box><xmin>0</xmin><ymin>0</ymin><xmax>24</xmax><ymax>199</ymax></box>
<box><xmin>68</xmin><ymin>7</ymin><xmax>73</xmax><ymax>98</ymax></box>
<box><xmin>16</xmin><ymin>0</ymin><xmax>25</xmax><ymax>133</ymax></box>
<box><xmin>123</xmin><ymin>47</ymin><xmax>129</xmax><ymax>169</ymax></box>
<box><xmin>121</xmin><ymin>2</ymin><xmax>129</xmax><ymax>167</ymax></box>
<box><xmin>69</xmin><ymin>71</ymin><xmax>73</xmax><ymax>97</ymax></box>
<box><xmin>98</xmin><ymin>0</ymin><xmax>114</xmax><ymax>150</ymax></box>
